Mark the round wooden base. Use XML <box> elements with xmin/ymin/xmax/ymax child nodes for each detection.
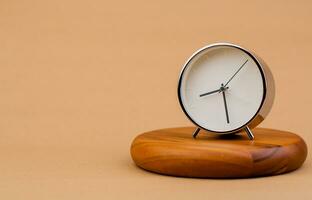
<box><xmin>130</xmin><ymin>127</ymin><xmax>307</xmax><ymax>178</ymax></box>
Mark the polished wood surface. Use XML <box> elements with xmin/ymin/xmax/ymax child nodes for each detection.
<box><xmin>131</xmin><ymin>127</ymin><xmax>307</xmax><ymax>178</ymax></box>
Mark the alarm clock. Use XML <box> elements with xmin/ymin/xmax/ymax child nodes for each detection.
<box><xmin>178</xmin><ymin>43</ymin><xmax>275</xmax><ymax>140</ymax></box>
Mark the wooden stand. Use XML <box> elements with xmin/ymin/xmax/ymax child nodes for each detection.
<box><xmin>130</xmin><ymin>127</ymin><xmax>307</xmax><ymax>178</ymax></box>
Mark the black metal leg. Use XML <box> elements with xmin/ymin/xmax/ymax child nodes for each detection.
<box><xmin>244</xmin><ymin>126</ymin><xmax>254</xmax><ymax>140</ymax></box>
<box><xmin>193</xmin><ymin>127</ymin><xmax>201</xmax><ymax>138</ymax></box>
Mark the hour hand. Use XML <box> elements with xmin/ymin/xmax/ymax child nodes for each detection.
<box><xmin>199</xmin><ymin>86</ymin><xmax>229</xmax><ymax>97</ymax></box>
<box><xmin>199</xmin><ymin>88</ymin><xmax>220</xmax><ymax>97</ymax></box>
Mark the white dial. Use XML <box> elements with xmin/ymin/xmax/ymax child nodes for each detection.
<box><xmin>178</xmin><ymin>44</ymin><xmax>266</xmax><ymax>133</ymax></box>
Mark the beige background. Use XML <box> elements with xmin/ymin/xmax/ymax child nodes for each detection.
<box><xmin>0</xmin><ymin>0</ymin><xmax>311</xmax><ymax>199</ymax></box>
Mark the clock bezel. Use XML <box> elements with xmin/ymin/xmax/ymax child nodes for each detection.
<box><xmin>177</xmin><ymin>43</ymin><xmax>269</xmax><ymax>134</ymax></box>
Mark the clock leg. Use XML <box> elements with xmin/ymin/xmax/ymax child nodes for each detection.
<box><xmin>244</xmin><ymin>126</ymin><xmax>255</xmax><ymax>140</ymax></box>
<box><xmin>193</xmin><ymin>127</ymin><xmax>201</xmax><ymax>138</ymax></box>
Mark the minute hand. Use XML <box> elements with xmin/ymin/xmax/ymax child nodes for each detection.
<box><xmin>223</xmin><ymin>59</ymin><xmax>249</xmax><ymax>87</ymax></box>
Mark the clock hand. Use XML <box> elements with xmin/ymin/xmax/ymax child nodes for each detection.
<box><xmin>221</xmin><ymin>84</ymin><xmax>230</xmax><ymax>123</ymax></box>
<box><xmin>199</xmin><ymin>86</ymin><xmax>229</xmax><ymax>97</ymax></box>
<box><xmin>224</xmin><ymin>59</ymin><xmax>249</xmax><ymax>87</ymax></box>
<box><xmin>200</xmin><ymin>59</ymin><xmax>247</xmax><ymax>97</ymax></box>
<box><xmin>199</xmin><ymin>88</ymin><xmax>221</xmax><ymax>97</ymax></box>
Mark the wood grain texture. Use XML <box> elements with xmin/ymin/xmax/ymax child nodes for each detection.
<box><xmin>130</xmin><ymin>127</ymin><xmax>307</xmax><ymax>178</ymax></box>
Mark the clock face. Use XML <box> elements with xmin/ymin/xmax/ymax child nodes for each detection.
<box><xmin>178</xmin><ymin>44</ymin><xmax>266</xmax><ymax>133</ymax></box>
